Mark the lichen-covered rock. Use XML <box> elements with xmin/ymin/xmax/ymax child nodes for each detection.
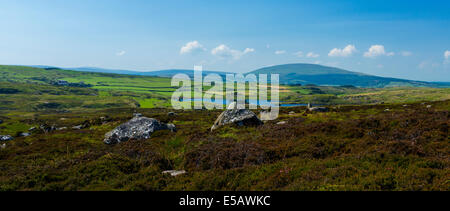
<box><xmin>211</xmin><ymin>102</ymin><xmax>263</xmax><ymax>131</ymax></box>
<box><xmin>104</xmin><ymin>116</ymin><xmax>176</xmax><ymax>145</ymax></box>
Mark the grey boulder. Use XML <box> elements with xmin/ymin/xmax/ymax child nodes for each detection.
<box><xmin>104</xmin><ymin>116</ymin><xmax>176</xmax><ymax>145</ymax></box>
<box><xmin>211</xmin><ymin>102</ymin><xmax>263</xmax><ymax>131</ymax></box>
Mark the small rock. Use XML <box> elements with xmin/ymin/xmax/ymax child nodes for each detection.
<box><xmin>72</xmin><ymin>125</ymin><xmax>83</xmax><ymax>130</ymax></box>
<box><xmin>0</xmin><ymin>135</ymin><xmax>13</xmax><ymax>142</ymax></box>
<box><xmin>162</xmin><ymin>170</ymin><xmax>186</xmax><ymax>177</ymax></box>
<box><xmin>384</xmin><ymin>109</ymin><xmax>390</xmax><ymax>112</ymax></box>
<box><xmin>28</xmin><ymin>127</ymin><xmax>36</xmax><ymax>131</ymax></box>
<box><xmin>0</xmin><ymin>143</ymin><xmax>6</xmax><ymax>149</ymax></box>
<box><xmin>166</xmin><ymin>123</ymin><xmax>177</xmax><ymax>132</ymax></box>
<box><xmin>57</xmin><ymin>127</ymin><xmax>68</xmax><ymax>131</ymax></box>
<box><xmin>426</xmin><ymin>105</ymin><xmax>432</xmax><ymax>108</ymax></box>
<box><xmin>308</xmin><ymin>107</ymin><xmax>329</xmax><ymax>112</ymax></box>
<box><xmin>40</xmin><ymin>124</ymin><xmax>56</xmax><ymax>133</ymax></box>
<box><xmin>133</xmin><ymin>113</ymin><xmax>143</xmax><ymax>118</ymax></box>
<box><xmin>403</xmin><ymin>105</ymin><xmax>408</xmax><ymax>107</ymax></box>
<box><xmin>18</xmin><ymin>132</ymin><xmax>31</xmax><ymax>137</ymax></box>
<box><xmin>277</xmin><ymin>121</ymin><xmax>287</xmax><ymax>125</ymax></box>
<box><xmin>168</xmin><ymin>112</ymin><xmax>176</xmax><ymax>116</ymax></box>
<box><xmin>307</xmin><ymin>103</ymin><xmax>329</xmax><ymax>112</ymax></box>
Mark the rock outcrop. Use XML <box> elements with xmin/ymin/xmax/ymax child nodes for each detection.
<box><xmin>211</xmin><ymin>102</ymin><xmax>263</xmax><ymax>131</ymax></box>
<box><xmin>104</xmin><ymin>116</ymin><xmax>176</xmax><ymax>145</ymax></box>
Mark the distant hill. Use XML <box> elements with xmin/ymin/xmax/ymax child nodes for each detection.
<box><xmin>249</xmin><ymin>63</ymin><xmax>439</xmax><ymax>87</ymax></box>
<box><xmin>27</xmin><ymin>64</ymin><xmax>449</xmax><ymax>88</ymax></box>
<box><xmin>63</xmin><ymin>67</ymin><xmax>232</xmax><ymax>78</ymax></box>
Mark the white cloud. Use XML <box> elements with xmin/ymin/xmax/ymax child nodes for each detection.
<box><xmin>401</xmin><ymin>51</ymin><xmax>412</xmax><ymax>57</ymax></box>
<box><xmin>328</xmin><ymin>45</ymin><xmax>357</xmax><ymax>57</ymax></box>
<box><xmin>211</xmin><ymin>44</ymin><xmax>254</xmax><ymax>60</ymax></box>
<box><xmin>306</xmin><ymin>52</ymin><xmax>320</xmax><ymax>58</ymax></box>
<box><xmin>445</xmin><ymin>50</ymin><xmax>450</xmax><ymax>60</ymax></box>
<box><xmin>364</xmin><ymin>45</ymin><xmax>394</xmax><ymax>58</ymax></box>
<box><xmin>293</xmin><ymin>51</ymin><xmax>304</xmax><ymax>57</ymax></box>
<box><xmin>180</xmin><ymin>41</ymin><xmax>205</xmax><ymax>54</ymax></box>
<box><xmin>377</xmin><ymin>64</ymin><xmax>384</xmax><ymax>68</ymax></box>
<box><xmin>116</xmin><ymin>51</ymin><xmax>126</xmax><ymax>56</ymax></box>
<box><xmin>275</xmin><ymin>50</ymin><xmax>286</xmax><ymax>55</ymax></box>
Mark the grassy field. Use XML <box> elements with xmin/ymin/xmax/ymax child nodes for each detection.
<box><xmin>0</xmin><ymin>65</ymin><xmax>449</xmax><ymax>191</ymax></box>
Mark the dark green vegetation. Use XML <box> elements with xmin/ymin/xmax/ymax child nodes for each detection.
<box><xmin>0</xmin><ymin>65</ymin><xmax>449</xmax><ymax>191</ymax></box>
<box><xmin>0</xmin><ymin>101</ymin><xmax>448</xmax><ymax>190</ymax></box>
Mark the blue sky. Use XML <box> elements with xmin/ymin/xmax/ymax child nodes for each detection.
<box><xmin>0</xmin><ymin>0</ymin><xmax>449</xmax><ymax>81</ymax></box>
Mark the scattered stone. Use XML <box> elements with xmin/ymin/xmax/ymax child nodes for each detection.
<box><xmin>162</xmin><ymin>170</ymin><xmax>186</xmax><ymax>177</ymax></box>
<box><xmin>168</xmin><ymin>112</ymin><xmax>176</xmax><ymax>116</ymax></box>
<box><xmin>28</xmin><ymin>127</ymin><xmax>36</xmax><ymax>131</ymax></box>
<box><xmin>307</xmin><ymin>103</ymin><xmax>329</xmax><ymax>112</ymax></box>
<box><xmin>99</xmin><ymin>116</ymin><xmax>112</xmax><ymax>124</ymax></box>
<box><xmin>403</xmin><ymin>105</ymin><xmax>408</xmax><ymax>107</ymax></box>
<box><xmin>0</xmin><ymin>143</ymin><xmax>5</xmax><ymax>149</ymax></box>
<box><xmin>426</xmin><ymin>105</ymin><xmax>432</xmax><ymax>108</ymax></box>
<box><xmin>40</xmin><ymin>124</ymin><xmax>56</xmax><ymax>133</ymax></box>
<box><xmin>18</xmin><ymin>132</ymin><xmax>31</xmax><ymax>137</ymax></box>
<box><xmin>104</xmin><ymin>115</ymin><xmax>176</xmax><ymax>145</ymax></box>
<box><xmin>60</xmin><ymin>118</ymin><xmax>67</xmax><ymax>121</ymax></box>
<box><xmin>288</xmin><ymin>111</ymin><xmax>295</xmax><ymax>115</ymax></box>
<box><xmin>165</xmin><ymin>123</ymin><xmax>177</xmax><ymax>132</ymax></box>
<box><xmin>57</xmin><ymin>127</ymin><xmax>68</xmax><ymax>131</ymax></box>
<box><xmin>72</xmin><ymin>125</ymin><xmax>83</xmax><ymax>130</ymax></box>
<box><xmin>133</xmin><ymin>113</ymin><xmax>143</xmax><ymax>118</ymax></box>
<box><xmin>277</xmin><ymin>121</ymin><xmax>287</xmax><ymax>125</ymax></box>
<box><xmin>384</xmin><ymin>109</ymin><xmax>390</xmax><ymax>112</ymax></box>
<box><xmin>0</xmin><ymin>135</ymin><xmax>13</xmax><ymax>142</ymax></box>
<box><xmin>211</xmin><ymin>102</ymin><xmax>263</xmax><ymax>131</ymax></box>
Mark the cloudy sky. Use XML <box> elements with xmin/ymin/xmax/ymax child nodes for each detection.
<box><xmin>1</xmin><ymin>0</ymin><xmax>449</xmax><ymax>81</ymax></box>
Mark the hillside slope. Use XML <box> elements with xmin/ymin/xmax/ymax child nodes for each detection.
<box><xmin>250</xmin><ymin>63</ymin><xmax>433</xmax><ymax>87</ymax></box>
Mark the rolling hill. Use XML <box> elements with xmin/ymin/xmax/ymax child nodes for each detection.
<box><xmin>249</xmin><ymin>63</ymin><xmax>435</xmax><ymax>87</ymax></box>
<box><xmin>29</xmin><ymin>63</ymin><xmax>449</xmax><ymax>88</ymax></box>
<box><xmin>65</xmin><ymin>67</ymin><xmax>232</xmax><ymax>78</ymax></box>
